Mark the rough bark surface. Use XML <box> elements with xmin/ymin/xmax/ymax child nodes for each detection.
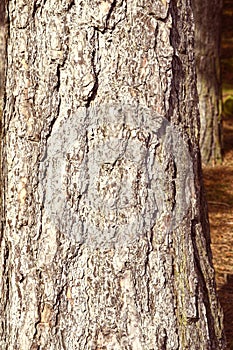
<box><xmin>0</xmin><ymin>0</ymin><xmax>6</xmax><ymax>116</ymax></box>
<box><xmin>192</xmin><ymin>0</ymin><xmax>223</xmax><ymax>165</ymax></box>
<box><xmin>1</xmin><ymin>0</ymin><xmax>225</xmax><ymax>349</ymax></box>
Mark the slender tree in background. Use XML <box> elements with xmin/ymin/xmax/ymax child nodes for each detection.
<box><xmin>0</xmin><ymin>0</ymin><xmax>225</xmax><ymax>349</ymax></box>
<box><xmin>192</xmin><ymin>0</ymin><xmax>223</xmax><ymax>165</ymax></box>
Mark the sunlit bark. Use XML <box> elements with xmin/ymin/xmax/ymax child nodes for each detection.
<box><xmin>0</xmin><ymin>0</ymin><xmax>6</xmax><ymax>116</ymax></box>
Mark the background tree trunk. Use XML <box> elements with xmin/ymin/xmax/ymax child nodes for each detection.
<box><xmin>192</xmin><ymin>0</ymin><xmax>223</xmax><ymax>165</ymax></box>
<box><xmin>0</xmin><ymin>0</ymin><xmax>225</xmax><ymax>349</ymax></box>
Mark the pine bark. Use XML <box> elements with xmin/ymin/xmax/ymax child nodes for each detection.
<box><xmin>192</xmin><ymin>0</ymin><xmax>223</xmax><ymax>165</ymax></box>
<box><xmin>0</xmin><ymin>1</ymin><xmax>225</xmax><ymax>349</ymax></box>
<box><xmin>0</xmin><ymin>0</ymin><xmax>6</xmax><ymax>116</ymax></box>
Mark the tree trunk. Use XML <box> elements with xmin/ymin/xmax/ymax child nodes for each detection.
<box><xmin>1</xmin><ymin>0</ymin><xmax>225</xmax><ymax>349</ymax></box>
<box><xmin>0</xmin><ymin>0</ymin><xmax>6</xmax><ymax>117</ymax></box>
<box><xmin>192</xmin><ymin>0</ymin><xmax>223</xmax><ymax>165</ymax></box>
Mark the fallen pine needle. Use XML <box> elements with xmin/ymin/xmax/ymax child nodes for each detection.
<box><xmin>208</xmin><ymin>201</ymin><xmax>231</xmax><ymax>207</ymax></box>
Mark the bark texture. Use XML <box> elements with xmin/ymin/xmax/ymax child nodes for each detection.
<box><xmin>192</xmin><ymin>0</ymin><xmax>223</xmax><ymax>165</ymax></box>
<box><xmin>1</xmin><ymin>0</ymin><xmax>225</xmax><ymax>349</ymax></box>
<box><xmin>0</xmin><ymin>0</ymin><xmax>6</xmax><ymax>116</ymax></box>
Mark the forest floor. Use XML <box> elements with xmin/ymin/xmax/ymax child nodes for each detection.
<box><xmin>203</xmin><ymin>0</ymin><xmax>233</xmax><ymax>348</ymax></box>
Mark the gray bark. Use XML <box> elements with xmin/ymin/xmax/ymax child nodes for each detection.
<box><xmin>0</xmin><ymin>0</ymin><xmax>225</xmax><ymax>349</ymax></box>
<box><xmin>192</xmin><ymin>0</ymin><xmax>223</xmax><ymax>165</ymax></box>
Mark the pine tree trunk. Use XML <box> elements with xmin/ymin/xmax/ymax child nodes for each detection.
<box><xmin>0</xmin><ymin>0</ymin><xmax>6</xmax><ymax>116</ymax></box>
<box><xmin>192</xmin><ymin>0</ymin><xmax>223</xmax><ymax>165</ymax></box>
<box><xmin>0</xmin><ymin>0</ymin><xmax>225</xmax><ymax>349</ymax></box>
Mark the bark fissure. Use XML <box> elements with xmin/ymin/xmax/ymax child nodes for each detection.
<box><xmin>85</xmin><ymin>30</ymin><xmax>100</xmax><ymax>108</ymax></box>
<box><xmin>67</xmin><ymin>0</ymin><xmax>75</xmax><ymax>12</ymax></box>
<box><xmin>105</xmin><ymin>0</ymin><xmax>118</xmax><ymax>29</ymax></box>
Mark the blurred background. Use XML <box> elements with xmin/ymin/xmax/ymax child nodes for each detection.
<box><xmin>203</xmin><ymin>0</ymin><xmax>233</xmax><ymax>348</ymax></box>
